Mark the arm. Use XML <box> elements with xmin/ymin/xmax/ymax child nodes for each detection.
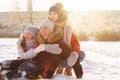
<box><xmin>70</xmin><ymin>32</ymin><xmax>80</xmax><ymax>53</ymax></box>
<box><xmin>17</xmin><ymin>39</ymin><xmax>45</xmax><ymax>59</ymax></box>
<box><xmin>66</xmin><ymin>32</ymin><xmax>80</xmax><ymax>66</ymax></box>
<box><xmin>17</xmin><ymin>39</ymin><xmax>36</xmax><ymax>59</ymax></box>
<box><xmin>17</xmin><ymin>45</ymin><xmax>36</xmax><ymax>59</ymax></box>
<box><xmin>61</xmin><ymin>33</ymin><xmax>80</xmax><ymax>67</ymax></box>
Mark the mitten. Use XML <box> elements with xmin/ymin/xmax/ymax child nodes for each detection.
<box><xmin>45</xmin><ymin>44</ymin><xmax>62</xmax><ymax>54</ymax></box>
<box><xmin>34</xmin><ymin>44</ymin><xmax>45</xmax><ymax>53</ymax></box>
<box><xmin>67</xmin><ymin>51</ymin><xmax>79</xmax><ymax>66</ymax></box>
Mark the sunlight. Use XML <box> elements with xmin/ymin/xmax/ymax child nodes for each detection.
<box><xmin>54</xmin><ymin>0</ymin><xmax>120</xmax><ymax>11</ymax></box>
<box><xmin>0</xmin><ymin>0</ymin><xmax>120</xmax><ymax>12</ymax></box>
<box><xmin>0</xmin><ymin>0</ymin><xmax>27</xmax><ymax>12</ymax></box>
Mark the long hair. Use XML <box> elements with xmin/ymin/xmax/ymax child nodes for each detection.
<box><xmin>55</xmin><ymin>10</ymin><xmax>68</xmax><ymax>23</ymax></box>
<box><xmin>20</xmin><ymin>36</ymin><xmax>27</xmax><ymax>52</ymax></box>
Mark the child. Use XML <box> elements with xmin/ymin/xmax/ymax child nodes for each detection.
<box><xmin>17</xmin><ymin>26</ymin><xmax>45</xmax><ymax>59</ymax></box>
<box><xmin>47</xmin><ymin>3</ymin><xmax>84</xmax><ymax>78</ymax></box>
<box><xmin>0</xmin><ymin>26</ymin><xmax>46</xmax><ymax>79</ymax></box>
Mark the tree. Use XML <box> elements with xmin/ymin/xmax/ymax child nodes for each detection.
<box><xmin>12</xmin><ymin>0</ymin><xmax>24</xmax><ymax>31</ymax></box>
<box><xmin>27</xmin><ymin>0</ymin><xmax>33</xmax><ymax>25</ymax></box>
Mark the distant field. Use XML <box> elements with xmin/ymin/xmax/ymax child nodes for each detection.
<box><xmin>0</xmin><ymin>11</ymin><xmax>120</xmax><ymax>40</ymax></box>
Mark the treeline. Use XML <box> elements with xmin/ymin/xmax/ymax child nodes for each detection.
<box><xmin>0</xmin><ymin>25</ymin><xmax>120</xmax><ymax>41</ymax></box>
<box><xmin>78</xmin><ymin>19</ymin><xmax>120</xmax><ymax>41</ymax></box>
<box><xmin>0</xmin><ymin>11</ymin><xmax>120</xmax><ymax>41</ymax></box>
<box><xmin>0</xmin><ymin>23</ymin><xmax>24</xmax><ymax>38</ymax></box>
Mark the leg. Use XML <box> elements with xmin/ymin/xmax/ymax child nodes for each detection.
<box><xmin>5</xmin><ymin>60</ymin><xmax>26</xmax><ymax>79</ymax></box>
<box><xmin>72</xmin><ymin>59</ymin><xmax>83</xmax><ymax>78</ymax></box>
<box><xmin>19</xmin><ymin>61</ymin><xmax>44</xmax><ymax>79</ymax></box>
<box><xmin>0</xmin><ymin>59</ymin><xmax>24</xmax><ymax>71</ymax></box>
<box><xmin>79</xmin><ymin>51</ymin><xmax>85</xmax><ymax>62</ymax></box>
<box><xmin>6</xmin><ymin>68</ymin><xmax>20</xmax><ymax>79</ymax></box>
<box><xmin>46</xmin><ymin>70</ymin><xmax>55</xmax><ymax>79</ymax></box>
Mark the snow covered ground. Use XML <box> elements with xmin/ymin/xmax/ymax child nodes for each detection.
<box><xmin>0</xmin><ymin>38</ymin><xmax>120</xmax><ymax>80</ymax></box>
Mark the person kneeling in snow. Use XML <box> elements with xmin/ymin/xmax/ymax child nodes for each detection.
<box><xmin>31</xmin><ymin>19</ymin><xmax>72</xmax><ymax>79</ymax></box>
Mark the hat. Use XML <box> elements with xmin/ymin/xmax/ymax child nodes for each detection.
<box><xmin>55</xmin><ymin>2</ymin><xmax>63</xmax><ymax>9</ymax></box>
<box><xmin>24</xmin><ymin>26</ymin><xmax>39</xmax><ymax>38</ymax></box>
<box><xmin>40</xmin><ymin>19</ymin><xmax>54</xmax><ymax>32</ymax></box>
<box><xmin>49</xmin><ymin>5</ymin><xmax>62</xmax><ymax>15</ymax></box>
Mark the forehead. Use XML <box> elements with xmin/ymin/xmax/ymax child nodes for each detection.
<box><xmin>24</xmin><ymin>31</ymin><xmax>33</xmax><ymax>35</ymax></box>
<box><xmin>49</xmin><ymin>11</ymin><xmax>58</xmax><ymax>14</ymax></box>
<box><xmin>25</xmin><ymin>31</ymin><xmax>31</xmax><ymax>33</ymax></box>
<box><xmin>40</xmin><ymin>26</ymin><xmax>49</xmax><ymax>29</ymax></box>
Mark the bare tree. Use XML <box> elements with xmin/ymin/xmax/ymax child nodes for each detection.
<box><xmin>12</xmin><ymin>0</ymin><xmax>24</xmax><ymax>31</ymax></box>
<box><xmin>27</xmin><ymin>0</ymin><xmax>33</xmax><ymax>25</ymax></box>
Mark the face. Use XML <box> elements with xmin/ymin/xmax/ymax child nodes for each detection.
<box><xmin>40</xmin><ymin>26</ymin><xmax>52</xmax><ymax>39</ymax></box>
<box><xmin>24</xmin><ymin>31</ymin><xmax>34</xmax><ymax>40</ymax></box>
<box><xmin>49</xmin><ymin>11</ymin><xmax>58</xmax><ymax>22</ymax></box>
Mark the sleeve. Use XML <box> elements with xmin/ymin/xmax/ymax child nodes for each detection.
<box><xmin>17</xmin><ymin>44</ymin><xmax>38</xmax><ymax>59</ymax></box>
<box><xmin>47</xmin><ymin>25</ymin><xmax>63</xmax><ymax>43</ymax></box>
<box><xmin>70</xmin><ymin>32</ymin><xmax>80</xmax><ymax>53</ymax></box>
<box><xmin>57</xmin><ymin>40</ymin><xmax>72</xmax><ymax>60</ymax></box>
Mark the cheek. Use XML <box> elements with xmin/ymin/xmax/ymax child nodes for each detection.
<box><xmin>27</xmin><ymin>35</ymin><xmax>34</xmax><ymax>40</ymax></box>
<box><xmin>46</xmin><ymin>29</ymin><xmax>51</xmax><ymax>34</ymax></box>
<box><xmin>49</xmin><ymin>15</ymin><xmax>58</xmax><ymax>22</ymax></box>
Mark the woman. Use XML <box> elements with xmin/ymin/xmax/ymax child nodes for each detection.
<box><xmin>47</xmin><ymin>3</ymin><xmax>84</xmax><ymax>78</ymax></box>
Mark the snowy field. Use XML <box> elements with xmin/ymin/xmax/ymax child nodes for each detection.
<box><xmin>0</xmin><ymin>38</ymin><xmax>120</xmax><ymax>80</ymax></box>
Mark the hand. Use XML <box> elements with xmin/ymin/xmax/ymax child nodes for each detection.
<box><xmin>17</xmin><ymin>38</ymin><xmax>23</xmax><ymax>45</ymax></box>
<box><xmin>58</xmin><ymin>60</ymin><xmax>68</xmax><ymax>70</ymax></box>
<box><xmin>67</xmin><ymin>51</ymin><xmax>79</xmax><ymax>66</ymax></box>
<box><xmin>45</xmin><ymin>44</ymin><xmax>62</xmax><ymax>54</ymax></box>
<box><xmin>34</xmin><ymin>44</ymin><xmax>45</xmax><ymax>53</ymax></box>
<box><xmin>61</xmin><ymin>60</ymin><xmax>69</xmax><ymax>68</ymax></box>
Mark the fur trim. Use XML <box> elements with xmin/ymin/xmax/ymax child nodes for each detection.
<box><xmin>47</xmin><ymin>24</ymin><xmax>63</xmax><ymax>43</ymax></box>
<box><xmin>37</xmin><ymin>24</ymin><xmax>63</xmax><ymax>44</ymax></box>
<box><xmin>37</xmin><ymin>32</ymin><xmax>45</xmax><ymax>44</ymax></box>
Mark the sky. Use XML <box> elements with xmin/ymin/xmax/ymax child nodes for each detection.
<box><xmin>0</xmin><ymin>0</ymin><xmax>120</xmax><ymax>12</ymax></box>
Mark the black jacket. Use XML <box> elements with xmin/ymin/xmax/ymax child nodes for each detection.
<box><xmin>32</xmin><ymin>40</ymin><xmax>71</xmax><ymax>72</ymax></box>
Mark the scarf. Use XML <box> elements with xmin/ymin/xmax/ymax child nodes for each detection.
<box><xmin>26</xmin><ymin>39</ymin><xmax>36</xmax><ymax>51</ymax></box>
<box><xmin>63</xmin><ymin>24</ymin><xmax>72</xmax><ymax>48</ymax></box>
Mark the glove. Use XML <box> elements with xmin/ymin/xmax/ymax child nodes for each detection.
<box><xmin>58</xmin><ymin>60</ymin><xmax>68</xmax><ymax>70</ymax></box>
<box><xmin>45</xmin><ymin>44</ymin><xmax>62</xmax><ymax>54</ymax></box>
<box><xmin>34</xmin><ymin>44</ymin><xmax>45</xmax><ymax>54</ymax></box>
<box><xmin>17</xmin><ymin>38</ymin><xmax>23</xmax><ymax>45</ymax></box>
<box><xmin>61</xmin><ymin>60</ymin><xmax>69</xmax><ymax>68</ymax></box>
<box><xmin>67</xmin><ymin>51</ymin><xmax>79</xmax><ymax>66</ymax></box>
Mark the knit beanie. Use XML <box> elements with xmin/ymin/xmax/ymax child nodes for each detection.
<box><xmin>55</xmin><ymin>2</ymin><xmax>63</xmax><ymax>9</ymax></box>
<box><xmin>49</xmin><ymin>5</ymin><xmax>62</xmax><ymax>15</ymax></box>
<box><xmin>24</xmin><ymin>26</ymin><xmax>39</xmax><ymax>39</ymax></box>
<box><xmin>40</xmin><ymin>19</ymin><xmax>54</xmax><ymax>32</ymax></box>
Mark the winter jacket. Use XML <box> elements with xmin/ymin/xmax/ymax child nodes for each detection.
<box><xmin>32</xmin><ymin>40</ymin><xmax>71</xmax><ymax>77</ymax></box>
<box><xmin>37</xmin><ymin>24</ymin><xmax>63</xmax><ymax>44</ymax></box>
<box><xmin>70</xmin><ymin>32</ymin><xmax>80</xmax><ymax>53</ymax></box>
<box><xmin>17</xmin><ymin>38</ymin><xmax>38</xmax><ymax>59</ymax></box>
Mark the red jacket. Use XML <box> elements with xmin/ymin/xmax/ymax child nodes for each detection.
<box><xmin>70</xmin><ymin>32</ymin><xmax>80</xmax><ymax>53</ymax></box>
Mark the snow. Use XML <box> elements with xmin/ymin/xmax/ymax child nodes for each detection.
<box><xmin>0</xmin><ymin>38</ymin><xmax>120</xmax><ymax>80</ymax></box>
